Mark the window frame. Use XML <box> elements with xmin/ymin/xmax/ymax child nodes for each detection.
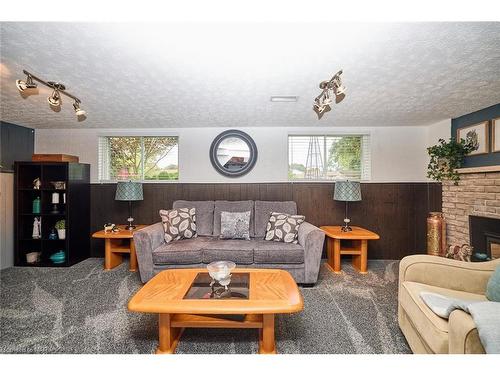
<box><xmin>97</xmin><ymin>133</ymin><xmax>180</xmax><ymax>183</ymax></box>
<box><xmin>287</xmin><ymin>132</ymin><xmax>371</xmax><ymax>182</ymax></box>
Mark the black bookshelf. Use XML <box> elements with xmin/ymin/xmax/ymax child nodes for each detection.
<box><xmin>14</xmin><ymin>161</ymin><xmax>90</xmax><ymax>267</ymax></box>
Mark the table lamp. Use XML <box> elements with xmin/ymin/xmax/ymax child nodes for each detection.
<box><xmin>115</xmin><ymin>181</ymin><xmax>143</xmax><ymax>230</ymax></box>
<box><xmin>334</xmin><ymin>180</ymin><xmax>362</xmax><ymax>232</ymax></box>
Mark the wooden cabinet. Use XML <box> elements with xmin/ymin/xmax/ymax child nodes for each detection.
<box><xmin>14</xmin><ymin>162</ymin><xmax>90</xmax><ymax>267</ymax></box>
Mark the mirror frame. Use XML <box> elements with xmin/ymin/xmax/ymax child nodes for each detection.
<box><xmin>209</xmin><ymin>129</ymin><xmax>258</xmax><ymax>177</ymax></box>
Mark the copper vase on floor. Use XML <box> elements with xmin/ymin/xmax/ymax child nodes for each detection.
<box><xmin>427</xmin><ymin>212</ymin><xmax>447</xmax><ymax>256</ymax></box>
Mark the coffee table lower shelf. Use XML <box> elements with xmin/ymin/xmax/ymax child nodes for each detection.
<box><xmin>156</xmin><ymin>313</ymin><xmax>276</xmax><ymax>354</ymax></box>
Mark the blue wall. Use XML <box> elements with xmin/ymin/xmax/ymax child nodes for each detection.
<box><xmin>451</xmin><ymin>103</ymin><xmax>500</xmax><ymax>168</ymax></box>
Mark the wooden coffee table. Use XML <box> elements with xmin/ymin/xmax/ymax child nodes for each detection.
<box><xmin>128</xmin><ymin>268</ymin><xmax>303</xmax><ymax>354</ymax></box>
<box><xmin>320</xmin><ymin>226</ymin><xmax>380</xmax><ymax>274</ymax></box>
<box><xmin>92</xmin><ymin>225</ymin><xmax>147</xmax><ymax>271</ymax></box>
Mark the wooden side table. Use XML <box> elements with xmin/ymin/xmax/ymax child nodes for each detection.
<box><xmin>92</xmin><ymin>225</ymin><xmax>147</xmax><ymax>271</ymax></box>
<box><xmin>320</xmin><ymin>226</ymin><xmax>380</xmax><ymax>274</ymax></box>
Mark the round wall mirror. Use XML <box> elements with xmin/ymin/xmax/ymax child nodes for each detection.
<box><xmin>209</xmin><ymin>130</ymin><xmax>258</xmax><ymax>177</ymax></box>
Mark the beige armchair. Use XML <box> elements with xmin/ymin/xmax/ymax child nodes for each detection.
<box><xmin>398</xmin><ymin>255</ymin><xmax>500</xmax><ymax>354</ymax></box>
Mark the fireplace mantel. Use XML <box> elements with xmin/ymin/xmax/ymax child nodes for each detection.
<box><xmin>456</xmin><ymin>165</ymin><xmax>500</xmax><ymax>174</ymax></box>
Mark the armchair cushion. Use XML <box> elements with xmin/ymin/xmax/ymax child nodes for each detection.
<box><xmin>486</xmin><ymin>265</ymin><xmax>500</xmax><ymax>302</ymax></box>
<box><xmin>400</xmin><ymin>280</ymin><xmax>486</xmax><ymax>353</ymax></box>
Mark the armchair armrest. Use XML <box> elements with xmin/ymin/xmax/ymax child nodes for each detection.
<box><xmin>399</xmin><ymin>255</ymin><xmax>499</xmax><ymax>295</ymax></box>
<box><xmin>298</xmin><ymin>222</ymin><xmax>325</xmax><ymax>284</ymax></box>
<box><xmin>448</xmin><ymin>309</ymin><xmax>485</xmax><ymax>354</ymax></box>
<box><xmin>133</xmin><ymin>222</ymin><xmax>164</xmax><ymax>283</ymax></box>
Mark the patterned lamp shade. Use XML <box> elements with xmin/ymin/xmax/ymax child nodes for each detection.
<box><xmin>115</xmin><ymin>181</ymin><xmax>143</xmax><ymax>201</ymax></box>
<box><xmin>334</xmin><ymin>180</ymin><xmax>362</xmax><ymax>202</ymax></box>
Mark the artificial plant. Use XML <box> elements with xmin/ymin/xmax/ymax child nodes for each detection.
<box><xmin>427</xmin><ymin>137</ymin><xmax>475</xmax><ymax>185</ymax></box>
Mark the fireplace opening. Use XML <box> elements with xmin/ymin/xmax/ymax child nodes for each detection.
<box><xmin>469</xmin><ymin>216</ymin><xmax>500</xmax><ymax>261</ymax></box>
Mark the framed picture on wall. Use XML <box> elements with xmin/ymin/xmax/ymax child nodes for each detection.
<box><xmin>493</xmin><ymin>117</ymin><xmax>500</xmax><ymax>153</ymax></box>
<box><xmin>456</xmin><ymin>121</ymin><xmax>489</xmax><ymax>155</ymax></box>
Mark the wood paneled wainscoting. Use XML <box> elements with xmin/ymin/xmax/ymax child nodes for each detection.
<box><xmin>90</xmin><ymin>182</ymin><xmax>442</xmax><ymax>260</ymax></box>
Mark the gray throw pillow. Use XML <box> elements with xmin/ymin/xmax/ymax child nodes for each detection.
<box><xmin>159</xmin><ymin>208</ymin><xmax>197</xmax><ymax>243</ymax></box>
<box><xmin>486</xmin><ymin>264</ymin><xmax>500</xmax><ymax>302</ymax></box>
<box><xmin>220</xmin><ymin>211</ymin><xmax>251</xmax><ymax>240</ymax></box>
<box><xmin>265</xmin><ymin>212</ymin><xmax>305</xmax><ymax>244</ymax></box>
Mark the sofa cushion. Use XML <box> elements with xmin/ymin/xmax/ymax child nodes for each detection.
<box><xmin>253</xmin><ymin>240</ymin><xmax>304</xmax><ymax>264</ymax></box>
<box><xmin>254</xmin><ymin>201</ymin><xmax>297</xmax><ymax>238</ymax></box>
<box><xmin>486</xmin><ymin>264</ymin><xmax>500</xmax><ymax>302</ymax></box>
<box><xmin>214</xmin><ymin>200</ymin><xmax>255</xmax><ymax>238</ymax></box>
<box><xmin>159</xmin><ymin>208</ymin><xmax>197</xmax><ymax>243</ymax></box>
<box><xmin>264</xmin><ymin>212</ymin><xmax>305</xmax><ymax>244</ymax></box>
<box><xmin>152</xmin><ymin>237</ymin><xmax>212</xmax><ymax>264</ymax></box>
<box><xmin>220</xmin><ymin>211</ymin><xmax>251</xmax><ymax>240</ymax></box>
<box><xmin>202</xmin><ymin>240</ymin><xmax>254</xmax><ymax>264</ymax></box>
<box><xmin>400</xmin><ymin>281</ymin><xmax>486</xmax><ymax>353</ymax></box>
<box><xmin>173</xmin><ymin>200</ymin><xmax>214</xmax><ymax>236</ymax></box>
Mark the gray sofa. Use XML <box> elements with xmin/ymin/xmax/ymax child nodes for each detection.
<box><xmin>134</xmin><ymin>200</ymin><xmax>325</xmax><ymax>285</ymax></box>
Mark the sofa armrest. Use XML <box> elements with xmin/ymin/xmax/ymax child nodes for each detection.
<box><xmin>134</xmin><ymin>222</ymin><xmax>164</xmax><ymax>283</ymax></box>
<box><xmin>298</xmin><ymin>221</ymin><xmax>325</xmax><ymax>284</ymax></box>
<box><xmin>399</xmin><ymin>255</ymin><xmax>499</xmax><ymax>295</ymax></box>
<box><xmin>448</xmin><ymin>309</ymin><xmax>485</xmax><ymax>354</ymax></box>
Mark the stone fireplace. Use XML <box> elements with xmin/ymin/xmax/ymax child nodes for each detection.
<box><xmin>442</xmin><ymin>167</ymin><xmax>500</xmax><ymax>258</ymax></box>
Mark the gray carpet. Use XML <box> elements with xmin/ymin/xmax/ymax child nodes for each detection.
<box><xmin>0</xmin><ymin>258</ymin><xmax>410</xmax><ymax>354</ymax></box>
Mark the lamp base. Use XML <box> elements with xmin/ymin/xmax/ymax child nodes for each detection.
<box><xmin>126</xmin><ymin>217</ymin><xmax>136</xmax><ymax>231</ymax></box>
<box><xmin>341</xmin><ymin>217</ymin><xmax>352</xmax><ymax>232</ymax></box>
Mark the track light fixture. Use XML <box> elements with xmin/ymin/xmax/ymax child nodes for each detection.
<box><xmin>73</xmin><ymin>100</ymin><xmax>86</xmax><ymax>117</ymax></box>
<box><xmin>313</xmin><ymin>70</ymin><xmax>346</xmax><ymax>120</ymax></box>
<box><xmin>16</xmin><ymin>74</ymin><xmax>37</xmax><ymax>92</ymax></box>
<box><xmin>48</xmin><ymin>89</ymin><xmax>61</xmax><ymax>108</ymax></box>
<box><xmin>16</xmin><ymin>70</ymin><xmax>86</xmax><ymax>120</ymax></box>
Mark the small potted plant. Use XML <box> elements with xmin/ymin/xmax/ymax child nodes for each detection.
<box><xmin>427</xmin><ymin>137</ymin><xmax>475</xmax><ymax>185</ymax></box>
<box><xmin>55</xmin><ymin>220</ymin><xmax>66</xmax><ymax>240</ymax></box>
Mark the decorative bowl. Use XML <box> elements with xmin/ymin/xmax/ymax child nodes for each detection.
<box><xmin>26</xmin><ymin>251</ymin><xmax>41</xmax><ymax>264</ymax></box>
<box><xmin>207</xmin><ymin>261</ymin><xmax>236</xmax><ymax>286</ymax></box>
<box><xmin>50</xmin><ymin>250</ymin><xmax>66</xmax><ymax>264</ymax></box>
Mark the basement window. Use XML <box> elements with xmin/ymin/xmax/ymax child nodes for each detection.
<box><xmin>288</xmin><ymin>135</ymin><xmax>371</xmax><ymax>181</ymax></box>
<box><xmin>98</xmin><ymin>136</ymin><xmax>179</xmax><ymax>181</ymax></box>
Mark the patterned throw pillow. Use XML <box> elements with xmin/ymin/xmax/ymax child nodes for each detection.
<box><xmin>220</xmin><ymin>211</ymin><xmax>251</xmax><ymax>240</ymax></box>
<box><xmin>159</xmin><ymin>208</ymin><xmax>197</xmax><ymax>243</ymax></box>
<box><xmin>265</xmin><ymin>212</ymin><xmax>305</xmax><ymax>244</ymax></box>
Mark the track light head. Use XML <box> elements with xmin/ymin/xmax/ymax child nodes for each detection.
<box><xmin>16</xmin><ymin>74</ymin><xmax>37</xmax><ymax>92</ymax></box>
<box><xmin>73</xmin><ymin>101</ymin><xmax>86</xmax><ymax>117</ymax></box>
<box><xmin>48</xmin><ymin>89</ymin><xmax>61</xmax><ymax>108</ymax></box>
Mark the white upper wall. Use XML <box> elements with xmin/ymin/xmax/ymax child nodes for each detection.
<box><xmin>34</xmin><ymin>122</ymin><xmax>451</xmax><ymax>183</ymax></box>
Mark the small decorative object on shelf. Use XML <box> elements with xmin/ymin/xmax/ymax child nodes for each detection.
<box><xmin>445</xmin><ymin>244</ymin><xmax>472</xmax><ymax>262</ymax></box>
<box><xmin>49</xmin><ymin>250</ymin><xmax>66</xmax><ymax>264</ymax></box>
<box><xmin>55</xmin><ymin>220</ymin><xmax>66</xmax><ymax>240</ymax></box>
<box><xmin>51</xmin><ymin>192</ymin><xmax>60</xmax><ymax>213</ymax></box>
<box><xmin>26</xmin><ymin>251</ymin><xmax>41</xmax><ymax>264</ymax></box>
<box><xmin>474</xmin><ymin>252</ymin><xmax>490</xmax><ymax>262</ymax></box>
<box><xmin>50</xmin><ymin>181</ymin><xmax>66</xmax><ymax>190</ymax></box>
<box><xmin>104</xmin><ymin>223</ymin><xmax>115</xmax><ymax>233</ymax></box>
<box><xmin>32</xmin><ymin>217</ymin><xmax>41</xmax><ymax>239</ymax></box>
<box><xmin>33</xmin><ymin>178</ymin><xmax>41</xmax><ymax>189</ymax></box>
<box><xmin>207</xmin><ymin>261</ymin><xmax>236</xmax><ymax>298</ymax></box>
<box><xmin>32</xmin><ymin>196</ymin><xmax>41</xmax><ymax>214</ymax></box>
<box><xmin>48</xmin><ymin>228</ymin><xmax>58</xmax><ymax>240</ymax></box>
<box><xmin>427</xmin><ymin>212</ymin><xmax>447</xmax><ymax>256</ymax></box>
